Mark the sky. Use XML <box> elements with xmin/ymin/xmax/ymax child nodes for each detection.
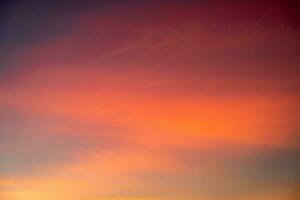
<box><xmin>0</xmin><ymin>0</ymin><xmax>300</xmax><ymax>200</ymax></box>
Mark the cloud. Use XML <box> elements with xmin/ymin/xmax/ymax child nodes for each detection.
<box><xmin>0</xmin><ymin>106</ymin><xmax>126</xmax><ymax>177</ymax></box>
<box><xmin>0</xmin><ymin>1</ymin><xmax>299</xmax><ymax>199</ymax></box>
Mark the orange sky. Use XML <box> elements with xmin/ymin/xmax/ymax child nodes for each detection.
<box><xmin>0</xmin><ymin>1</ymin><xmax>299</xmax><ymax>200</ymax></box>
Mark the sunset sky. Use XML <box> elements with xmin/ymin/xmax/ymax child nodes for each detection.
<box><xmin>0</xmin><ymin>1</ymin><xmax>300</xmax><ymax>200</ymax></box>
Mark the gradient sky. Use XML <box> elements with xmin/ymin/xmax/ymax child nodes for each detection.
<box><xmin>0</xmin><ymin>1</ymin><xmax>300</xmax><ymax>200</ymax></box>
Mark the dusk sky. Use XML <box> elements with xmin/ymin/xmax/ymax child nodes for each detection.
<box><xmin>0</xmin><ymin>1</ymin><xmax>300</xmax><ymax>200</ymax></box>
